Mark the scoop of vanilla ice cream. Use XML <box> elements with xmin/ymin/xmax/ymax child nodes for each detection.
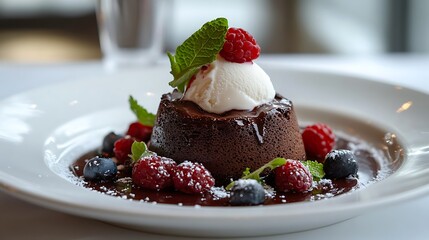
<box><xmin>183</xmin><ymin>57</ymin><xmax>275</xmax><ymax>114</ymax></box>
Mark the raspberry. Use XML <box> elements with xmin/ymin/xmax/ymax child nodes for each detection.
<box><xmin>173</xmin><ymin>161</ymin><xmax>215</xmax><ymax>194</ymax></box>
<box><xmin>126</xmin><ymin>121</ymin><xmax>153</xmax><ymax>142</ymax></box>
<box><xmin>275</xmin><ymin>160</ymin><xmax>312</xmax><ymax>192</ymax></box>
<box><xmin>302</xmin><ymin>123</ymin><xmax>335</xmax><ymax>160</ymax></box>
<box><xmin>132</xmin><ymin>155</ymin><xmax>177</xmax><ymax>190</ymax></box>
<box><xmin>113</xmin><ymin>136</ymin><xmax>135</xmax><ymax>164</ymax></box>
<box><xmin>220</xmin><ymin>28</ymin><xmax>260</xmax><ymax>63</ymax></box>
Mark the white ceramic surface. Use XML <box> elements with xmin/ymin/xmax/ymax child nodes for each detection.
<box><xmin>0</xmin><ymin>65</ymin><xmax>429</xmax><ymax>237</ymax></box>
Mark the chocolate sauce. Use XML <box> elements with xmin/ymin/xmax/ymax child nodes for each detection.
<box><xmin>166</xmin><ymin>91</ymin><xmax>292</xmax><ymax>120</ymax></box>
<box><xmin>70</xmin><ymin>134</ymin><xmax>385</xmax><ymax>206</ymax></box>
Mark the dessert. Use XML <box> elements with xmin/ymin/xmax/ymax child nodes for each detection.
<box><xmin>149</xmin><ymin>92</ymin><xmax>305</xmax><ymax>182</ymax></box>
<box><xmin>149</xmin><ymin>18</ymin><xmax>305</xmax><ymax>182</ymax></box>
<box><xmin>69</xmin><ymin>18</ymin><xmax>392</xmax><ymax>206</ymax></box>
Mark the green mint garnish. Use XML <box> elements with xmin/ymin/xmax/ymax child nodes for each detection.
<box><xmin>302</xmin><ymin>160</ymin><xmax>325</xmax><ymax>181</ymax></box>
<box><xmin>168</xmin><ymin>17</ymin><xmax>228</xmax><ymax>92</ymax></box>
<box><xmin>226</xmin><ymin>158</ymin><xmax>287</xmax><ymax>190</ymax></box>
<box><xmin>241</xmin><ymin>167</ymin><xmax>251</xmax><ymax>178</ymax></box>
<box><xmin>130</xmin><ymin>141</ymin><xmax>147</xmax><ymax>162</ymax></box>
<box><xmin>130</xmin><ymin>141</ymin><xmax>155</xmax><ymax>163</ymax></box>
<box><xmin>129</xmin><ymin>95</ymin><xmax>156</xmax><ymax>127</ymax></box>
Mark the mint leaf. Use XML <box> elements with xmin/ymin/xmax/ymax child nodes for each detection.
<box><xmin>168</xmin><ymin>17</ymin><xmax>228</xmax><ymax>92</ymax></box>
<box><xmin>130</xmin><ymin>141</ymin><xmax>147</xmax><ymax>162</ymax></box>
<box><xmin>171</xmin><ymin>67</ymin><xmax>200</xmax><ymax>93</ymax></box>
<box><xmin>167</xmin><ymin>52</ymin><xmax>180</xmax><ymax>77</ymax></box>
<box><xmin>241</xmin><ymin>167</ymin><xmax>251</xmax><ymax>178</ymax></box>
<box><xmin>130</xmin><ymin>141</ymin><xmax>156</xmax><ymax>163</ymax></box>
<box><xmin>226</xmin><ymin>158</ymin><xmax>287</xmax><ymax>190</ymax></box>
<box><xmin>129</xmin><ymin>95</ymin><xmax>156</xmax><ymax>126</ymax></box>
<box><xmin>302</xmin><ymin>160</ymin><xmax>325</xmax><ymax>181</ymax></box>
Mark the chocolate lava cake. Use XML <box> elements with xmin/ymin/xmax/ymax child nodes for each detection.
<box><xmin>149</xmin><ymin>91</ymin><xmax>306</xmax><ymax>183</ymax></box>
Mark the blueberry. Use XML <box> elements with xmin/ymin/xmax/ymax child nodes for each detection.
<box><xmin>83</xmin><ymin>157</ymin><xmax>118</xmax><ymax>182</ymax></box>
<box><xmin>229</xmin><ymin>179</ymin><xmax>265</xmax><ymax>206</ymax></box>
<box><xmin>101</xmin><ymin>132</ymin><xmax>122</xmax><ymax>155</ymax></box>
<box><xmin>323</xmin><ymin>150</ymin><xmax>358</xmax><ymax>179</ymax></box>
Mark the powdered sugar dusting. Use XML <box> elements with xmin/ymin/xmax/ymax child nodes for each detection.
<box><xmin>263</xmin><ymin>184</ymin><xmax>276</xmax><ymax>198</ymax></box>
<box><xmin>210</xmin><ymin>187</ymin><xmax>229</xmax><ymax>199</ymax></box>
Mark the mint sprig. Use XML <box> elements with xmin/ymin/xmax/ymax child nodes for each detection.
<box><xmin>226</xmin><ymin>158</ymin><xmax>287</xmax><ymax>190</ymax></box>
<box><xmin>168</xmin><ymin>18</ymin><xmax>228</xmax><ymax>92</ymax></box>
<box><xmin>129</xmin><ymin>95</ymin><xmax>156</xmax><ymax>126</ymax></box>
<box><xmin>130</xmin><ymin>141</ymin><xmax>155</xmax><ymax>163</ymax></box>
<box><xmin>302</xmin><ymin>160</ymin><xmax>325</xmax><ymax>181</ymax></box>
<box><xmin>225</xmin><ymin>158</ymin><xmax>326</xmax><ymax>190</ymax></box>
<box><xmin>130</xmin><ymin>141</ymin><xmax>147</xmax><ymax>162</ymax></box>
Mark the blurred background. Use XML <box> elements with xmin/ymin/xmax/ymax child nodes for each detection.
<box><xmin>0</xmin><ymin>0</ymin><xmax>428</xmax><ymax>63</ymax></box>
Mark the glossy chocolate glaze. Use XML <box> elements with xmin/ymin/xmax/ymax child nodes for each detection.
<box><xmin>70</xmin><ymin>135</ymin><xmax>381</xmax><ymax>206</ymax></box>
<box><xmin>149</xmin><ymin>92</ymin><xmax>306</xmax><ymax>183</ymax></box>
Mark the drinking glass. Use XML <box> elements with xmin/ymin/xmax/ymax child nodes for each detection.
<box><xmin>96</xmin><ymin>0</ymin><xmax>166</xmax><ymax>68</ymax></box>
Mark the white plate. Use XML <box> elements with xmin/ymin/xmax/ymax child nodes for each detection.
<box><xmin>0</xmin><ymin>64</ymin><xmax>429</xmax><ymax>237</ymax></box>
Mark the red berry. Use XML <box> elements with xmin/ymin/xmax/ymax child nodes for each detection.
<box><xmin>132</xmin><ymin>155</ymin><xmax>177</xmax><ymax>190</ymax></box>
<box><xmin>275</xmin><ymin>160</ymin><xmax>312</xmax><ymax>192</ymax></box>
<box><xmin>173</xmin><ymin>161</ymin><xmax>215</xmax><ymax>194</ymax></box>
<box><xmin>126</xmin><ymin>122</ymin><xmax>153</xmax><ymax>142</ymax></box>
<box><xmin>220</xmin><ymin>28</ymin><xmax>260</xmax><ymax>63</ymax></box>
<box><xmin>113</xmin><ymin>136</ymin><xmax>135</xmax><ymax>164</ymax></box>
<box><xmin>302</xmin><ymin>123</ymin><xmax>335</xmax><ymax>160</ymax></box>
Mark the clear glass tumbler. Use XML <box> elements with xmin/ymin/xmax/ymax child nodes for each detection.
<box><xmin>96</xmin><ymin>0</ymin><xmax>166</xmax><ymax>68</ymax></box>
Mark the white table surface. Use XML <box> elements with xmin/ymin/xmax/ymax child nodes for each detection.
<box><xmin>1</xmin><ymin>54</ymin><xmax>429</xmax><ymax>240</ymax></box>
